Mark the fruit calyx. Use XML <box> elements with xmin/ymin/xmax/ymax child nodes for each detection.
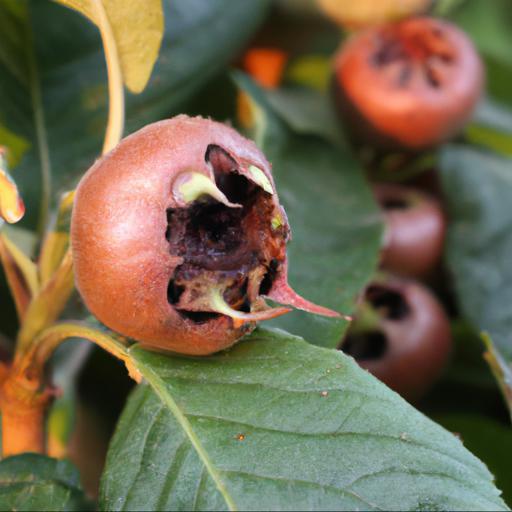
<box><xmin>372</xmin><ymin>18</ymin><xmax>456</xmax><ymax>89</ymax></box>
<box><xmin>165</xmin><ymin>143</ymin><xmax>337</xmax><ymax>326</ymax></box>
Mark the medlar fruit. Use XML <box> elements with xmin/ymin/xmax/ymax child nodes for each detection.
<box><xmin>341</xmin><ymin>274</ymin><xmax>451</xmax><ymax>401</ymax></box>
<box><xmin>71</xmin><ymin>115</ymin><xmax>338</xmax><ymax>355</ymax></box>
<box><xmin>374</xmin><ymin>183</ymin><xmax>446</xmax><ymax>277</ymax></box>
<box><xmin>333</xmin><ymin>16</ymin><xmax>484</xmax><ymax>151</ymax></box>
<box><xmin>317</xmin><ymin>0</ymin><xmax>432</xmax><ymax>29</ymax></box>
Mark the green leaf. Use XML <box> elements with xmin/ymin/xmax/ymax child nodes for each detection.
<box><xmin>100</xmin><ymin>328</ymin><xmax>507</xmax><ymax>511</ymax></box>
<box><xmin>439</xmin><ymin>145</ymin><xmax>512</xmax><ymax>414</ymax></box>
<box><xmin>466</xmin><ymin>99</ymin><xmax>512</xmax><ymax>157</ymax></box>
<box><xmin>0</xmin><ymin>454</ymin><xmax>90</xmax><ymax>511</ymax></box>
<box><xmin>432</xmin><ymin>413</ymin><xmax>512</xmax><ymax>507</ymax></box>
<box><xmin>0</xmin><ymin>0</ymin><xmax>269</xmax><ymax>228</ymax></box>
<box><xmin>482</xmin><ymin>334</ymin><xmax>512</xmax><ymax>422</ymax></box>
<box><xmin>446</xmin><ymin>0</ymin><xmax>512</xmax><ymax>68</ymax></box>
<box><xmin>235</xmin><ymin>74</ymin><xmax>383</xmax><ymax>347</ymax></box>
<box><xmin>473</xmin><ymin>99</ymin><xmax>512</xmax><ymax>135</ymax></box>
<box><xmin>434</xmin><ymin>0</ymin><xmax>467</xmax><ymax>16</ymax></box>
<box><xmin>264</xmin><ymin>86</ymin><xmax>347</xmax><ymax>148</ymax></box>
<box><xmin>446</xmin><ymin>0</ymin><xmax>512</xmax><ymax>106</ymax></box>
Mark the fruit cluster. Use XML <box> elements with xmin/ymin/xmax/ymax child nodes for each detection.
<box><xmin>329</xmin><ymin>9</ymin><xmax>483</xmax><ymax>400</ymax></box>
<box><xmin>71</xmin><ymin>2</ymin><xmax>484</xmax><ymax>402</ymax></box>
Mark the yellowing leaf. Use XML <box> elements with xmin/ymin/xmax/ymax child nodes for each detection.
<box><xmin>0</xmin><ymin>123</ymin><xmax>30</xmax><ymax>168</ymax></box>
<box><xmin>0</xmin><ymin>233</ymin><xmax>38</xmax><ymax>321</ymax></box>
<box><xmin>286</xmin><ymin>55</ymin><xmax>331</xmax><ymax>92</ymax></box>
<box><xmin>17</xmin><ymin>251</ymin><xmax>74</xmax><ymax>353</ymax></box>
<box><xmin>0</xmin><ymin>148</ymin><xmax>24</xmax><ymax>224</ymax></box>
<box><xmin>39</xmin><ymin>190</ymin><xmax>75</xmax><ymax>285</ymax></box>
<box><xmin>54</xmin><ymin>0</ymin><xmax>164</xmax><ymax>93</ymax></box>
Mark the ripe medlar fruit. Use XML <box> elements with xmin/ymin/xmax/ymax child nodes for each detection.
<box><xmin>333</xmin><ymin>16</ymin><xmax>484</xmax><ymax>151</ymax></box>
<box><xmin>71</xmin><ymin>115</ymin><xmax>338</xmax><ymax>355</ymax></box>
<box><xmin>317</xmin><ymin>0</ymin><xmax>432</xmax><ymax>29</ymax></box>
<box><xmin>374</xmin><ymin>183</ymin><xmax>445</xmax><ymax>277</ymax></box>
<box><xmin>341</xmin><ymin>274</ymin><xmax>451</xmax><ymax>401</ymax></box>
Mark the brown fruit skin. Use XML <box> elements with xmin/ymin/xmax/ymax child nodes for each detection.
<box><xmin>71</xmin><ymin>116</ymin><xmax>281</xmax><ymax>356</ymax></box>
<box><xmin>333</xmin><ymin>17</ymin><xmax>484</xmax><ymax>151</ymax></box>
<box><xmin>375</xmin><ymin>183</ymin><xmax>446</xmax><ymax>277</ymax></box>
<box><xmin>347</xmin><ymin>275</ymin><xmax>451</xmax><ymax>401</ymax></box>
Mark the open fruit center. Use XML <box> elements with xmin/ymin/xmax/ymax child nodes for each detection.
<box><xmin>366</xmin><ymin>284</ymin><xmax>410</xmax><ymax>320</ymax></box>
<box><xmin>340</xmin><ymin>284</ymin><xmax>409</xmax><ymax>359</ymax></box>
<box><xmin>381</xmin><ymin>197</ymin><xmax>409</xmax><ymax>210</ymax></box>
<box><xmin>373</xmin><ymin>21</ymin><xmax>455</xmax><ymax>88</ymax></box>
<box><xmin>165</xmin><ymin>145</ymin><xmax>287</xmax><ymax>323</ymax></box>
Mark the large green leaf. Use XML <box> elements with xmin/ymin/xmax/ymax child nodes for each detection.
<box><xmin>439</xmin><ymin>145</ymin><xmax>512</xmax><ymax>414</ymax></box>
<box><xmin>0</xmin><ymin>454</ymin><xmax>90</xmax><ymax>511</ymax></box>
<box><xmin>433</xmin><ymin>413</ymin><xmax>512</xmax><ymax>506</ymax></box>
<box><xmin>99</xmin><ymin>328</ymin><xmax>507</xmax><ymax>511</ymax></box>
<box><xmin>447</xmin><ymin>0</ymin><xmax>512</xmax><ymax>68</ymax></box>
<box><xmin>447</xmin><ymin>0</ymin><xmax>512</xmax><ymax>106</ymax></box>
<box><xmin>234</xmin><ymin>75</ymin><xmax>383</xmax><ymax>347</ymax></box>
<box><xmin>0</xmin><ymin>0</ymin><xmax>269</xmax><ymax>228</ymax></box>
<box><xmin>467</xmin><ymin>99</ymin><xmax>512</xmax><ymax>157</ymax></box>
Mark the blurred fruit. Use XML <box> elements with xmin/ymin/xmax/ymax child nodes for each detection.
<box><xmin>374</xmin><ymin>183</ymin><xmax>445</xmax><ymax>276</ymax></box>
<box><xmin>317</xmin><ymin>0</ymin><xmax>432</xmax><ymax>29</ymax></box>
<box><xmin>333</xmin><ymin>17</ymin><xmax>484</xmax><ymax>151</ymax></box>
<box><xmin>342</xmin><ymin>274</ymin><xmax>452</xmax><ymax>401</ymax></box>
<box><xmin>243</xmin><ymin>48</ymin><xmax>288</xmax><ymax>89</ymax></box>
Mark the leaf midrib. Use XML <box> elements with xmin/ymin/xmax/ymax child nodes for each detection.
<box><xmin>170</xmin><ymin>411</ymin><xmax>494</xmax><ymax>498</ymax></box>
<box><xmin>24</xmin><ymin>6</ymin><xmax>52</xmax><ymax>233</ymax></box>
<box><xmin>132</xmin><ymin>356</ymin><xmax>238</xmax><ymax>512</ymax></box>
<box><xmin>137</xmin><ymin>367</ymin><xmax>487</xmax><ymax>477</ymax></box>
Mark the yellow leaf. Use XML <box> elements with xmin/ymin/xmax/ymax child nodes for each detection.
<box><xmin>39</xmin><ymin>190</ymin><xmax>75</xmax><ymax>285</ymax></box>
<box><xmin>0</xmin><ymin>233</ymin><xmax>39</xmax><ymax>321</ymax></box>
<box><xmin>0</xmin><ymin>148</ymin><xmax>24</xmax><ymax>224</ymax></box>
<box><xmin>54</xmin><ymin>0</ymin><xmax>164</xmax><ymax>93</ymax></box>
<box><xmin>17</xmin><ymin>251</ymin><xmax>74</xmax><ymax>353</ymax></box>
<box><xmin>286</xmin><ymin>55</ymin><xmax>331</xmax><ymax>92</ymax></box>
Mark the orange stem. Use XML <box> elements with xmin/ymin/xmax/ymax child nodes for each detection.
<box><xmin>0</xmin><ymin>364</ymin><xmax>51</xmax><ymax>456</ymax></box>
